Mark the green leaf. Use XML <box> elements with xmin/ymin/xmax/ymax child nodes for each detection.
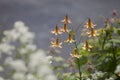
<box><xmin>75</xmin><ymin>56</ymin><xmax>88</xmax><ymax>66</ymax></box>
<box><xmin>69</xmin><ymin>30</ymin><xmax>75</xmax><ymax>36</ymax></box>
<box><xmin>110</xmin><ymin>39</ymin><xmax>120</xmax><ymax>43</ymax></box>
<box><xmin>104</xmin><ymin>42</ymin><xmax>112</xmax><ymax>49</ymax></box>
<box><xmin>80</xmin><ymin>49</ymin><xmax>89</xmax><ymax>56</ymax></box>
<box><xmin>53</xmin><ymin>56</ymin><xmax>65</xmax><ymax>62</ymax></box>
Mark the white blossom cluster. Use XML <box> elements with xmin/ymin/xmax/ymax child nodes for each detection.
<box><xmin>87</xmin><ymin>77</ymin><xmax>114</xmax><ymax>80</ymax></box>
<box><xmin>105</xmin><ymin>77</ymin><xmax>114</xmax><ymax>80</ymax></box>
<box><xmin>86</xmin><ymin>71</ymin><xmax>105</xmax><ymax>80</ymax></box>
<box><xmin>0</xmin><ymin>21</ymin><xmax>57</xmax><ymax>80</ymax></box>
<box><xmin>86</xmin><ymin>71</ymin><xmax>116</xmax><ymax>80</ymax></box>
<box><xmin>91</xmin><ymin>71</ymin><xmax>105</xmax><ymax>80</ymax></box>
<box><xmin>115</xmin><ymin>64</ymin><xmax>120</xmax><ymax>74</ymax></box>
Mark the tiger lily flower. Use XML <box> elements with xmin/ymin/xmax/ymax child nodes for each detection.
<box><xmin>61</xmin><ymin>14</ymin><xmax>71</xmax><ymax>24</ymax></box>
<box><xmin>87</xmin><ymin>28</ymin><xmax>98</xmax><ymax>37</ymax></box>
<box><xmin>70</xmin><ymin>48</ymin><xmax>80</xmax><ymax>58</ymax></box>
<box><xmin>82</xmin><ymin>41</ymin><xmax>93</xmax><ymax>51</ymax></box>
<box><xmin>61</xmin><ymin>23</ymin><xmax>69</xmax><ymax>32</ymax></box>
<box><xmin>51</xmin><ymin>25</ymin><xmax>62</xmax><ymax>35</ymax></box>
<box><xmin>85</xmin><ymin>18</ymin><xmax>96</xmax><ymax>29</ymax></box>
<box><xmin>51</xmin><ymin>37</ymin><xmax>62</xmax><ymax>48</ymax></box>
<box><xmin>64</xmin><ymin>33</ymin><xmax>75</xmax><ymax>43</ymax></box>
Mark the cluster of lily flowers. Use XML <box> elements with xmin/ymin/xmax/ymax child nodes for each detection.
<box><xmin>50</xmin><ymin>15</ymin><xmax>99</xmax><ymax>58</ymax></box>
<box><xmin>50</xmin><ymin>14</ymin><xmax>73</xmax><ymax>48</ymax></box>
<box><xmin>83</xmin><ymin>18</ymin><xmax>99</xmax><ymax>51</ymax></box>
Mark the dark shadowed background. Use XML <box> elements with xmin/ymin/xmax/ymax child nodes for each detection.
<box><xmin>0</xmin><ymin>0</ymin><xmax>120</xmax><ymax>57</ymax></box>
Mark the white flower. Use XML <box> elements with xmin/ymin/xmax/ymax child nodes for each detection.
<box><xmin>4</xmin><ymin>57</ymin><xmax>13</xmax><ymax>65</ymax></box>
<box><xmin>28</xmin><ymin>51</ymin><xmax>41</xmax><ymax>69</ymax></box>
<box><xmin>14</xmin><ymin>21</ymin><xmax>28</xmax><ymax>34</ymax></box>
<box><xmin>19</xmin><ymin>44</ymin><xmax>36</xmax><ymax>55</ymax></box>
<box><xmin>3</xmin><ymin>21</ymin><xmax>35</xmax><ymax>43</ymax></box>
<box><xmin>28</xmin><ymin>50</ymin><xmax>48</xmax><ymax>71</ymax></box>
<box><xmin>14</xmin><ymin>21</ymin><xmax>35</xmax><ymax>43</ymax></box>
<box><xmin>0</xmin><ymin>66</ymin><xmax>3</xmax><ymax>72</ymax></box>
<box><xmin>12</xmin><ymin>72</ymin><xmax>25</xmax><ymax>80</ymax></box>
<box><xmin>96</xmin><ymin>71</ymin><xmax>104</xmax><ymax>77</ymax></box>
<box><xmin>91</xmin><ymin>71</ymin><xmax>104</xmax><ymax>80</ymax></box>
<box><xmin>86</xmin><ymin>78</ymin><xmax>91</xmax><ymax>80</ymax></box>
<box><xmin>1</xmin><ymin>21</ymin><xmax>57</xmax><ymax>80</ymax></box>
<box><xmin>26</xmin><ymin>74</ymin><xmax>37</xmax><ymax>80</ymax></box>
<box><xmin>0</xmin><ymin>77</ymin><xmax>4</xmax><ymax>80</ymax></box>
<box><xmin>26</xmin><ymin>44</ymin><xmax>36</xmax><ymax>51</ymax></box>
<box><xmin>19</xmin><ymin>31</ymin><xmax>35</xmax><ymax>43</ymax></box>
<box><xmin>6</xmin><ymin>59</ymin><xmax>27</xmax><ymax>72</ymax></box>
<box><xmin>11</xmin><ymin>60</ymin><xmax>27</xmax><ymax>72</ymax></box>
<box><xmin>105</xmin><ymin>77</ymin><xmax>114</xmax><ymax>80</ymax></box>
<box><xmin>3</xmin><ymin>29</ymin><xmax>20</xmax><ymax>42</ymax></box>
<box><xmin>46</xmin><ymin>56</ymin><xmax>53</xmax><ymax>64</ymax></box>
<box><xmin>91</xmin><ymin>73</ymin><xmax>98</xmax><ymax>80</ymax></box>
<box><xmin>115</xmin><ymin>65</ymin><xmax>120</xmax><ymax>74</ymax></box>
<box><xmin>28</xmin><ymin>50</ymin><xmax>57</xmax><ymax>80</ymax></box>
<box><xmin>0</xmin><ymin>43</ymin><xmax>15</xmax><ymax>55</ymax></box>
<box><xmin>37</xmin><ymin>65</ymin><xmax>52</xmax><ymax>76</ymax></box>
<box><xmin>44</xmin><ymin>75</ymin><xmax>57</xmax><ymax>80</ymax></box>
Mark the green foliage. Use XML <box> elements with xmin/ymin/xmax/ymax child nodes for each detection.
<box><xmin>51</xmin><ymin>14</ymin><xmax>120</xmax><ymax>80</ymax></box>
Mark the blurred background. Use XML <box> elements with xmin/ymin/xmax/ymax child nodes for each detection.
<box><xmin>0</xmin><ymin>0</ymin><xmax>120</xmax><ymax>54</ymax></box>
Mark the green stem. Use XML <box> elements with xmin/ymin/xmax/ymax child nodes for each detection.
<box><xmin>111</xmin><ymin>42</ymin><xmax>117</xmax><ymax>73</ymax></box>
<box><xmin>111</xmin><ymin>42</ymin><xmax>116</xmax><ymax>61</ymax></box>
<box><xmin>101</xmin><ymin>36</ymin><xmax>106</xmax><ymax>50</ymax></box>
<box><xmin>71</xmin><ymin>25</ymin><xmax>82</xmax><ymax>80</ymax></box>
<box><xmin>74</xmin><ymin>37</ymin><xmax>82</xmax><ymax>80</ymax></box>
<box><xmin>77</xmin><ymin>58</ymin><xmax>82</xmax><ymax>80</ymax></box>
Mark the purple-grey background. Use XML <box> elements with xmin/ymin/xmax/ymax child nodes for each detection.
<box><xmin>0</xmin><ymin>0</ymin><xmax>120</xmax><ymax>52</ymax></box>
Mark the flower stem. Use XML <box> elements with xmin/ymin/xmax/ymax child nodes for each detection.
<box><xmin>74</xmin><ymin>40</ymin><xmax>82</xmax><ymax>80</ymax></box>
<box><xmin>72</xmin><ymin>26</ymin><xmax>82</xmax><ymax>80</ymax></box>
<box><xmin>77</xmin><ymin>58</ymin><xmax>82</xmax><ymax>80</ymax></box>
